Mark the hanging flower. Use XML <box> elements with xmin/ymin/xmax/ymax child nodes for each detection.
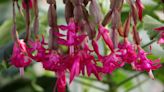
<box><xmin>68</xmin><ymin>49</ymin><xmax>101</xmax><ymax>83</ymax></box>
<box><xmin>42</xmin><ymin>51</ymin><xmax>66</xmax><ymax>71</ymax></box>
<box><xmin>98</xmin><ymin>25</ymin><xmax>114</xmax><ymax>52</ymax></box>
<box><xmin>58</xmin><ymin>19</ymin><xmax>86</xmax><ymax>46</ymax></box>
<box><xmin>11</xmin><ymin>39</ymin><xmax>31</xmax><ymax>76</ymax></box>
<box><xmin>28</xmin><ymin>37</ymin><xmax>48</xmax><ymax>62</ymax></box>
<box><xmin>101</xmin><ymin>52</ymin><xmax>124</xmax><ymax>74</ymax></box>
<box><xmin>118</xmin><ymin>39</ymin><xmax>137</xmax><ymax>65</ymax></box>
<box><xmin>134</xmin><ymin>48</ymin><xmax>161</xmax><ymax>79</ymax></box>
<box><xmin>56</xmin><ymin>71</ymin><xmax>66</xmax><ymax>92</ymax></box>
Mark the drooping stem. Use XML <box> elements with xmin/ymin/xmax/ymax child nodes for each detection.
<box><xmin>107</xmin><ymin>75</ymin><xmax>117</xmax><ymax>92</ymax></box>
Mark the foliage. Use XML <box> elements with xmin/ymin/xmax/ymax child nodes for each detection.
<box><xmin>0</xmin><ymin>0</ymin><xmax>164</xmax><ymax>92</ymax></box>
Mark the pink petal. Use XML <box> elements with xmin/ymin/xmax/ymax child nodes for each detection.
<box><xmin>98</xmin><ymin>25</ymin><xmax>114</xmax><ymax>52</ymax></box>
<box><xmin>70</xmin><ymin>57</ymin><xmax>80</xmax><ymax>83</ymax></box>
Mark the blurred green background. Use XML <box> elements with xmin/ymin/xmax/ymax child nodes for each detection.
<box><xmin>0</xmin><ymin>0</ymin><xmax>164</xmax><ymax>92</ymax></box>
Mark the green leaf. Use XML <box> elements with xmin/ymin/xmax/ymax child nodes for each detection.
<box><xmin>143</xmin><ymin>15</ymin><xmax>164</xmax><ymax>49</ymax></box>
<box><xmin>147</xmin><ymin>54</ymin><xmax>164</xmax><ymax>63</ymax></box>
<box><xmin>143</xmin><ymin>15</ymin><xmax>163</xmax><ymax>39</ymax></box>
<box><xmin>112</xmin><ymin>70</ymin><xmax>134</xmax><ymax>90</ymax></box>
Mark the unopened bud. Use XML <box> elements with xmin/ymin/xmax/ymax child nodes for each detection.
<box><xmin>65</xmin><ymin>0</ymin><xmax>74</xmax><ymax>23</ymax></box>
<box><xmin>124</xmin><ymin>14</ymin><xmax>131</xmax><ymax>37</ymax></box>
<box><xmin>48</xmin><ymin>5</ymin><xmax>57</xmax><ymax>27</ymax></box>
<box><xmin>102</xmin><ymin>10</ymin><xmax>112</xmax><ymax>26</ymax></box>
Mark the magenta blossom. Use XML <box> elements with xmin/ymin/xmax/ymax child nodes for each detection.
<box><xmin>67</xmin><ymin>45</ymin><xmax>101</xmax><ymax>83</ymax></box>
<box><xmin>58</xmin><ymin>19</ymin><xmax>86</xmax><ymax>46</ymax></box>
<box><xmin>118</xmin><ymin>39</ymin><xmax>137</xmax><ymax>64</ymax></box>
<box><xmin>154</xmin><ymin>26</ymin><xmax>164</xmax><ymax>44</ymax></box>
<box><xmin>28</xmin><ymin>37</ymin><xmax>48</xmax><ymax>62</ymax></box>
<box><xmin>134</xmin><ymin>48</ymin><xmax>161</xmax><ymax>79</ymax></box>
<box><xmin>101</xmin><ymin>53</ymin><xmax>124</xmax><ymax>74</ymax></box>
<box><xmin>42</xmin><ymin>51</ymin><xmax>66</xmax><ymax>72</ymax></box>
<box><xmin>98</xmin><ymin>25</ymin><xmax>114</xmax><ymax>52</ymax></box>
<box><xmin>55</xmin><ymin>71</ymin><xmax>66</xmax><ymax>92</ymax></box>
<box><xmin>11</xmin><ymin>39</ymin><xmax>31</xmax><ymax>76</ymax></box>
<box><xmin>41</xmin><ymin>51</ymin><xmax>67</xmax><ymax>92</ymax></box>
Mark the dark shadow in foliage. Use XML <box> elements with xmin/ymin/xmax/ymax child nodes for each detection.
<box><xmin>0</xmin><ymin>76</ymin><xmax>69</xmax><ymax>92</ymax></box>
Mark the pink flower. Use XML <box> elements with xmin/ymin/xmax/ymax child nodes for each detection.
<box><xmin>42</xmin><ymin>51</ymin><xmax>65</xmax><ymax>72</ymax></box>
<box><xmin>136</xmin><ymin>0</ymin><xmax>144</xmax><ymax>21</ymax></box>
<box><xmin>101</xmin><ymin>53</ymin><xmax>124</xmax><ymax>74</ymax></box>
<box><xmin>79</xmin><ymin>50</ymin><xmax>101</xmax><ymax>80</ymax></box>
<box><xmin>118</xmin><ymin>40</ymin><xmax>137</xmax><ymax>64</ymax></box>
<box><xmin>134</xmin><ymin>48</ymin><xmax>161</xmax><ymax>79</ymax></box>
<box><xmin>154</xmin><ymin>26</ymin><xmax>164</xmax><ymax>44</ymax></box>
<box><xmin>68</xmin><ymin>49</ymin><xmax>101</xmax><ymax>83</ymax></box>
<box><xmin>68</xmin><ymin>54</ymin><xmax>80</xmax><ymax>83</ymax></box>
<box><xmin>98</xmin><ymin>25</ymin><xmax>114</xmax><ymax>52</ymax></box>
<box><xmin>56</xmin><ymin>71</ymin><xmax>66</xmax><ymax>92</ymax></box>
<box><xmin>28</xmin><ymin>37</ymin><xmax>48</xmax><ymax>62</ymax></box>
<box><xmin>22</xmin><ymin>0</ymin><xmax>33</xmax><ymax>9</ymax></box>
<box><xmin>58</xmin><ymin>19</ymin><xmax>86</xmax><ymax>46</ymax></box>
<box><xmin>11</xmin><ymin>39</ymin><xmax>31</xmax><ymax>76</ymax></box>
<box><xmin>11</xmin><ymin>39</ymin><xmax>31</xmax><ymax>68</ymax></box>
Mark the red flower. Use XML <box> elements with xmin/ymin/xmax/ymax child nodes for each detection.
<box><xmin>101</xmin><ymin>53</ymin><xmax>124</xmax><ymax>74</ymax></box>
<box><xmin>68</xmin><ymin>49</ymin><xmax>101</xmax><ymax>83</ymax></box>
<box><xmin>11</xmin><ymin>39</ymin><xmax>31</xmax><ymax>68</ymax></box>
<box><xmin>56</xmin><ymin>71</ymin><xmax>66</xmax><ymax>92</ymax></box>
<box><xmin>42</xmin><ymin>51</ymin><xmax>65</xmax><ymax>72</ymax></box>
<box><xmin>118</xmin><ymin>40</ymin><xmax>137</xmax><ymax>64</ymax></box>
<box><xmin>58</xmin><ymin>19</ymin><xmax>86</xmax><ymax>46</ymax></box>
<box><xmin>28</xmin><ymin>37</ymin><xmax>48</xmax><ymax>62</ymax></box>
<box><xmin>98</xmin><ymin>25</ymin><xmax>114</xmax><ymax>52</ymax></box>
<box><xmin>134</xmin><ymin>48</ymin><xmax>161</xmax><ymax>79</ymax></box>
<box><xmin>11</xmin><ymin>39</ymin><xmax>31</xmax><ymax>76</ymax></box>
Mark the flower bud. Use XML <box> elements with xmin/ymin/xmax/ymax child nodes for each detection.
<box><xmin>48</xmin><ymin>5</ymin><xmax>57</xmax><ymax>27</ymax></box>
<box><xmin>65</xmin><ymin>0</ymin><xmax>74</xmax><ymax>23</ymax></box>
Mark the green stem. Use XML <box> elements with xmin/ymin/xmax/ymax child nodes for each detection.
<box><xmin>78</xmin><ymin>76</ymin><xmax>110</xmax><ymax>84</ymax></box>
<box><xmin>125</xmin><ymin>78</ymin><xmax>149</xmax><ymax>92</ymax></box>
<box><xmin>107</xmin><ymin>75</ymin><xmax>117</xmax><ymax>92</ymax></box>
<box><xmin>141</xmin><ymin>39</ymin><xmax>156</xmax><ymax>48</ymax></box>
<box><xmin>117</xmin><ymin>72</ymin><xmax>144</xmax><ymax>87</ymax></box>
<box><xmin>74</xmin><ymin>79</ymin><xmax>107</xmax><ymax>92</ymax></box>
